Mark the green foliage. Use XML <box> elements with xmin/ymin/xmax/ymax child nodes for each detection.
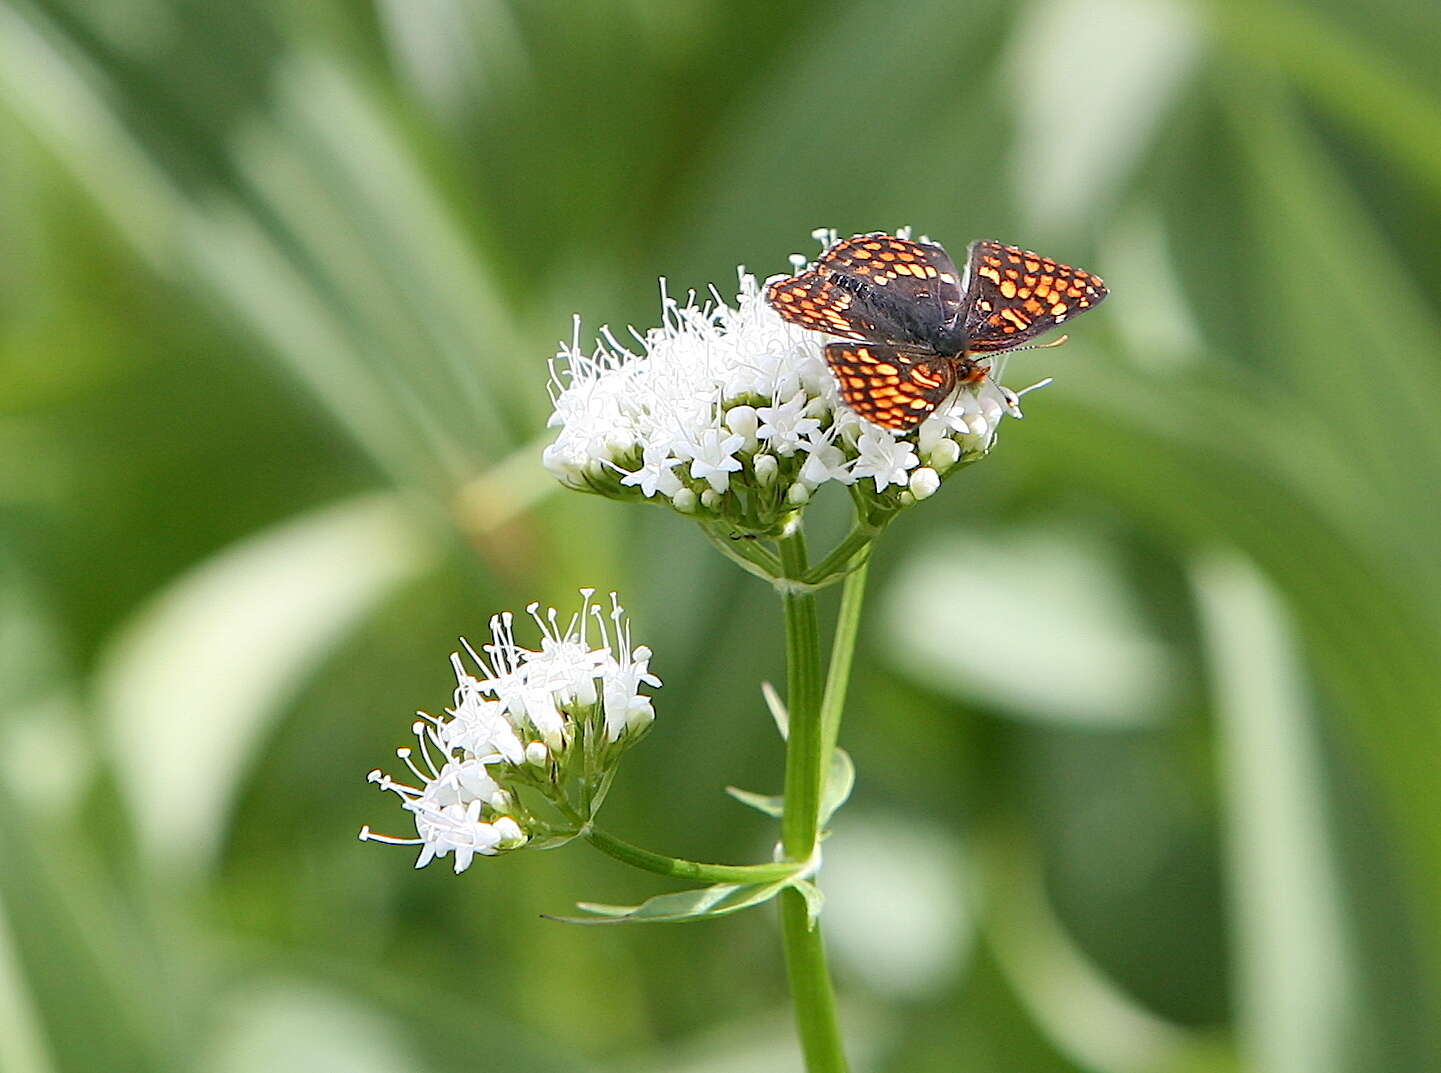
<box><xmin>2</xmin><ymin>0</ymin><xmax>1440</xmax><ymax>1070</ymax></box>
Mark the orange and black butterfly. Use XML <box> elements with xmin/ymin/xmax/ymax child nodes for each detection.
<box><xmin>765</xmin><ymin>233</ymin><xmax>1106</xmax><ymax>430</ymax></box>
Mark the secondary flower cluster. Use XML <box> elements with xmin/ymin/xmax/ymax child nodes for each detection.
<box><xmin>360</xmin><ymin>591</ymin><xmax>659</xmax><ymax>873</ymax></box>
<box><xmin>543</xmin><ymin>229</ymin><xmax>1037</xmax><ymax>536</ymax></box>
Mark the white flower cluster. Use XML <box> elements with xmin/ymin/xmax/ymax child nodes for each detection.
<box><xmin>361</xmin><ymin>591</ymin><xmax>659</xmax><ymax>873</ymax></box>
<box><xmin>543</xmin><ymin>230</ymin><xmax>1038</xmax><ymax>535</ymax></box>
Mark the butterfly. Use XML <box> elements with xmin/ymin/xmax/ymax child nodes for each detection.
<box><xmin>765</xmin><ymin>233</ymin><xmax>1107</xmax><ymax>430</ymax></box>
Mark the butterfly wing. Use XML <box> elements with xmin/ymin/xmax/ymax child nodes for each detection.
<box><xmin>961</xmin><ymin>240</ymin><xmax>1107</xmax><ymax>354</ymax></box>
<box><xmin>767</xmin><ymin>234</ymin><xmax>965</xmax><ymax>348</ymax></box>
<box><xmin>824</xmin><ymin>342</ymin><xmax>958</xmax><ymax>431</ymax></box>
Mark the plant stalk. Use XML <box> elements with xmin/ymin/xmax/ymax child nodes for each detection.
<box><xmin>585</xmin><ymin>828</ymin><xmax>802</xmax><ymax>884</ymax></box>
<box><xmin>777</xmin><ymin>526</ymin><xmax>849</xmax><ymax>1073</ymax></box>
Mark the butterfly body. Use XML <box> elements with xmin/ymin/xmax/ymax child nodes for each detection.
<box><xmin>766</xmin><ymin>233</ymin><xmax>1107</xmax><ymax>430</ymax></box>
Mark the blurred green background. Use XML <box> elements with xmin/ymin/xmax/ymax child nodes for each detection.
<box><xmin>3</xmin><ymin>0</ymin><xmax>1441</xmax><ymax>1070</ymax></box>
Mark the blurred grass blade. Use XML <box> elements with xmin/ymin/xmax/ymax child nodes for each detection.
<box><xmin>882</xmin><ymin>527</ymin><xmax>1178</xmax><ymax>726</ymax></box>
<box><xmin>1220</xmin><ymin>74</ymin><xmax>1441</xmax><ymax>529</ymax></box>
<box><xmin>1192</xmin><ymin>553</ymin><xmax>1352</xmax><ymax>1073</ymax></box>
<box><xmin>0</xmin><ymin>4</ymin><xmax>528</xmax><ymax>493</ymax></box>
<box><xmin>181</xmin><ymin>200</ymin><xmax>462</xmax><ymax>489</ymax></box>
<box><xmin>1207</xmin><ymin>0</ymin><xmax>1441</xmax><ymax>204</ymax></box>
<box><xmin>1025</xmin><ymin>386</ymin><xmax>1441</xmax><ymax>1007</ymax></box>
<box><xmin>203</xmin><ymin>979</ymin><xmax>427</xmax><ymax>1073</ymax></box>
<box><xmin>233</xmin><ymin>56</ymin><xmax>531</xmax><ymax>450</ymax></box>
<box><xmin>99</xmin><ymin>493</ymin><xmax>434</xmax><ymax>875</ymax></box>
<box><xmin>0</xmin><ymin>904</ymin><xmax>55</xmax><ymax>1073</ymax></box>
<box><xmin>980</xmin><ymin>829</ymin><xmax>1210</xmax><ymax>1073</ymax></box>
<box><xmin>0</xmin><ymin>5</ymin><xmax>181</xmax><ymax>266</ymax></box>
<box><xmin>1007</xmin><ymin>0</ymin><xmax>1199</xmax><ymax>233</ymax></box>
<box><xmin>0</xmin><ymin>782</ymin><xmax>166</xmax><ymax>1073</ymax></box>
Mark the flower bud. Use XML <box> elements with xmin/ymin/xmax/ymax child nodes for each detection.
<box><xmin>573</xmin><ymin>675</ymin><xmax>598</xmax><ymax>708</ymax></box>
<box><xmin>524</xmin><ymin>741</ymin><xmax>550</xmax><ymax>766</ymax></box>
<box><xmin>908</xmin><ymin>467</ymin><xmax>941</xmax><ymax>500</ymax></box>
<box><xmin>928</xmin><ymin>438</ymin><xmax>962</xmax><ymax>470</ymax></box>
<box><xmin>754</xmin><ymin>453</ymin><xmax>779</xmax><ymax>485</ymax></box>
<box><xmin>492</xmin><ymin>816</ymin><xmax>527</xmax><ymax>849</ymax></box>
<box><xmin>725</xmin><ymin>404</ymin><xmax>760</xmax><ymax>442</ymax></box>
<box><xmin>541</xmin><ymin>443</ymin><xmax>583</xmax><ymax>483</ymax></box>
<box><xmin>787</xmin><ymin>482</ymin><xmax>810</xmax><ymax>505</ymax></box>
<box><xmin>626</xmin><ymin>697</ymin><xmax>656</xmax><ymax>735</ymax></box>
<box><xmin>672</xmin><ymin>488</ymin><xmax>699</xmax><ymax>513</ymax></box>
<box><xmin>700</xmin><ymin>488</ymin><xmax>722</xmax><ymax>510</ymax></box>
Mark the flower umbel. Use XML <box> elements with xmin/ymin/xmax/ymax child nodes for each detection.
<box><xmin>360</xmin><ymin>590</ymin><xmax>659</xmax><ymax>872</ymax></box>
<box><xmin>544</xmin><ymin>229</ymin><xmax>1041</xmax><ymax>541</ymax></box>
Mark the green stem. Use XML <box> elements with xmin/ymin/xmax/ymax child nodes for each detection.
<box><xmin>819</xmin><ymin>559</ymin><xmax>869</xmax><ymax>764</ymax></box>
<box><xmin>778</xmin><ymin>528</ymin><xmax>824</xmax><ymax>857</ymax></box>
<box><xmin>802</xmin><ymin>523</ymin><xmax>876</xmax><ymax>586</ymax></box>
<box><xmin>703</xmin><ymin>525</ymin><xmax>783</xmax><ymax>582</ymax></box>
<box><xmin>585</xmin><ymin>828</ymin><xmax>802</xmax><ymax>884</ymax></box>
<box><xmin>776</xmin><ymin>526</ymin><xmax>848</xmax><ymax>1072</ymax></box>
<box><xmin>780</xmin><ymin>889</ymin><xmax>848</xmax><ymax>1070</ymax></box>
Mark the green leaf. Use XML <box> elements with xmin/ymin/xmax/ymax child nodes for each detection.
<box><xmin>551</xmin><ymin>880</ymin><xmax>791</xmax><ymax>926</ymax></box>
<box><xmin>790</xmin><ymin>879</ymin><xmax>826</xmax><ymax>930</ymax></box>
<box><xmin>726</xmin><ymin>747</ymin><xmax>850</xmax><ymax>823</ymax></box>
<box><xmin>760</xmin><ymin>680</ymin><xmax>788</xmax><ymax>739</ymax></box>
<box><xmin>723</xmin><ymin>786</ymin><xmax>784</xmax><ymax>818</ymax></box>
<box><xmin>819</xmin><ymin>747</ymin><xmax>855</xmax><ymax>827</ymax></box>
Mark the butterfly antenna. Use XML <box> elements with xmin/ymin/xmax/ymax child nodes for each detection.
<box><xmin>1010</xmin><ymin>333</ymin><xmax>1070</xmax><ymax>354</ymax></box>
<box><xmin>978</xmin><ymin>335</ymin><xmax>1068</xmax><ymax>415</ymax></box>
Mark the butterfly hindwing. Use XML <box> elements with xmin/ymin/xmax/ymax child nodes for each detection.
<box><xmin>961</xmin><ymin>240</ymin><xmax>1107</xmax><ymax>353</ymax></box>
<box><xmin>823</xmin><ymin>342</ymin><xmax>957</xmax><ymax>431</ymax></box>
<box><xmin>768</xmin><ymin>234</ymin><xmax>965</xmax><ymax>348</ymax></box>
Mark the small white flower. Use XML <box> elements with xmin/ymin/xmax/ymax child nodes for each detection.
<box><xmin>798</xmin><ymin>428</ymin><xmax>853</xmax><ymax>487</ymax></box>
<box><xmin>442</xmin><ymin>669</ymin><xmax>526</xmax><ymax>764</ymax></box>
<box><xmin>360</xmin><ymin>741</ymin><xmax>517</xmax><ymax>873</ymax></box>
<box><xmin>362</xmin><ymin>590</ymin><xmax>662</xmax><ymax>872</ymax></box>
<box><xmin>851</xmin><ymin>428</ymin><xmax>919</xmax><ymax>492</ymax></box>
<box><xmin>676</xmin><ymin>427</ymin><xmax>746</xmax><ymax>493</ymax></box>
<box><xmin>756</xmin><ymin>390</ymin><xmax>821</xmax><ymax>456</ymax></box>
<box><xmin>619</xmin><ymin>440</ymin><xmax>683</xmax><ymax>498</ymax></box>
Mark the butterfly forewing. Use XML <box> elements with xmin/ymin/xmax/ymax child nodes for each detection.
<box><xmin>768</xmin><ymin>234</ymin><xmax>965</xmax><ymax>349</ymax></box>
<box><xmin>823</xmin><ymin>343</ymin><xmax>957</xmax><ymax>431</ymax></box>
<box><xmin>818</xmin><ymin>233</ymin><xmax>966</xmax><ymax>335</ymax></box>
<box><xmin>961</xmin><ymin>240</ymin><xmax>1107</xmax><ymax>354</ymax></box>
<box><xmin>765</xmin><ymin>271</ymin><xmax>876</xmax><ymax>341</ymax></box>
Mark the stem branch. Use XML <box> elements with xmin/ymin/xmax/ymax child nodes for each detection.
<box><xmin>586</xmin><ymin>828</ymin><xmax>800</xmax><ymax>884</ymax></box>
